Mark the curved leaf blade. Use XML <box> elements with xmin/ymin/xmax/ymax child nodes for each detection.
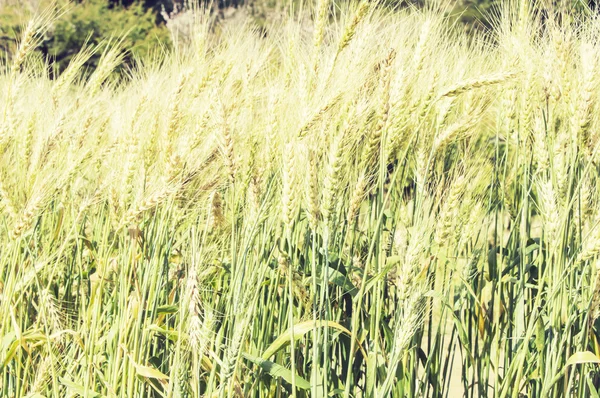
<box><xmin>262</xmin><ymin>320</ymin><xmax>366</xmax><ymax>360</ymax></box>
<box><xmin>566</xmin><ymin>351</ymin><xmax>600</xmax><ymax>366</ymax></box>
<box><xmin>242</xmin><ymin>352</ymin><xmax>310</xmax><ymax>390</ymax></box>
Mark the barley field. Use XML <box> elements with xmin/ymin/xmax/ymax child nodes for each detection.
<box><xmin>2</xmin><ymin>1</ymin><xmax>600</xmax><ymax>397</ymax></box>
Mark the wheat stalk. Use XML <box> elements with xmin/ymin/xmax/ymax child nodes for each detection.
<box><xmin>440</xmin><ymin>71</ymin><xmax>517</xmax><ymax>98</ymax></box>
<box><xmin>337</xmin><ymin>1</ymin><xmax>370</xmax><ymax>55</ymax></box>
<box><xmin>312</xmin><ymin>0</ymin><xmax>331</xmax><ymax>73</ymax></box>
<box><xmin>347</xmin><ymin>172</ymin><xmax>368</xmax><ymax>225</ymax></box>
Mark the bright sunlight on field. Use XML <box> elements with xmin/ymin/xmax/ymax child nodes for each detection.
<box><xmin>2</xmin><ymin>1</ymin><xmax>600</xmax><ymax>397</ymax></box>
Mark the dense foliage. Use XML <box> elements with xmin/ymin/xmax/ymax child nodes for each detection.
<box><xmin>3</xmin><ymin>0</ymin><xmax>598</xmax><ymax>74</ymax></box>
<box><xmin>0</xmin><ymin>0</ymin><xmax>170</xmax><ymax>73</ymax></box>
<box><xmin>0</xmin><ymin>0</ymin><xmax>495</xmax><ymax>74</ymax></box>
<box><xmin>3</xmin><ymin>1</ymin><xmax>600</xmax><ymax>397</ymax></box>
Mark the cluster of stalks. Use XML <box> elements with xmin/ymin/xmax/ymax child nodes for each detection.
<box><xmin>2</xmin><ymin>2</ymin><xmax>600</xmax><ymax>397</ymax></box>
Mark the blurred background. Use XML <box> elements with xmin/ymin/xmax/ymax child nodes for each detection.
<box><xmin>0</xmin><ymin>0</ymin><xmax>593</xmax><ymax>75</ymax></box>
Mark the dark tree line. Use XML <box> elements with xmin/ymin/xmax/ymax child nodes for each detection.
<box><xmin>2</xmin><ymin>0</ymin><xmax>599</xmax><ymax>74</ymax></box>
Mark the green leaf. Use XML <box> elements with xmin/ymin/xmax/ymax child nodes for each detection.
<box><xmin>134</xmin><ymin>363</ymin><xmax>170</xmax><ymax>380</ymax></box>
<box><xmin>313</xmin><ymin>261</ymin><xmax>357</xmax><ymax>296</ymax></box>
<box><xmin>523</xmin><ymin>242</ymin><xmax>540</xmax><ymax>257</ymax></box>
<box><xmin>385</xmin><ymin>255</ymin><xmax>402</xmax><ymax>266</ymax></box>
<box><xmin>242</xmin><ymin>352</ymin><xmax>310</xmax><ymax>390</ymax></box>
<box><xmin>586</xmin><ymin>377</ymin><xmax>600</xmax><ymax>398</ymax></box>
<box><xmin>566</xmin><ymin>351</ymin><xmax>600</xmax><ymax>366</ymax></box>
<box><xmin>1</xmin><ymin>333</ymin><xmax>19</xmax><ymax>369</ymax></box>
<box><xmin>1</xmin><ymin>331</ymin><xmax>15</xmax><ymax>349</ymax></box>
<box><xmin>366</xmin><ymin>351</ymin><xmax>377</xmax><ymax>396</ymax></box>
<box><xmin>262</xmin><ymin>320</ymin><xmax>365</xmax><ymax>360</ymax></box>
<box><xmin>60</xmin><ymin>377</ymin><xmax>101</xmax><ymax>397</ymax></box>
<box><xmin>156</xmin><ymin>305</ymin><xmax>178</xmax><ymax>314</ymax></box>
<box><xmin>147</xmin><ymin>324</ymin><xmax>180</xmax><ymax>341</ymax></box>
<box><xmin>328</xmin><ymin>270</ymin><xmax>358</xmax><ymax>297</ymax></box>
<box><xmin>125</xmin><ymin>351</ymin><xmax>170</xmax><ymax>381</ymax></box>
<box><xmin>363</xmin><ymin>261</ymin><xmax>397</xmax><ymax>294</ymax></box>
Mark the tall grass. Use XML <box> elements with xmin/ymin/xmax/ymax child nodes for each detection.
<box><xmin>2</xmin><ymin>1</ymin><xmax>600</xmax><ymax>397</ymax></box>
